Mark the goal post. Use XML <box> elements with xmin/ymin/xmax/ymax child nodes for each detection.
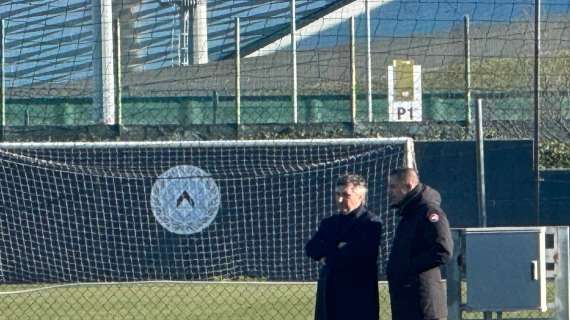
<box><xmin>0</xmin><ymin>137</ymin><xmax>414</xmax><ymax>317</ymax></box>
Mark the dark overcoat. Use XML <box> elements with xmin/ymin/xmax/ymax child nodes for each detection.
<box><xmin>305</xmin><ymin>206</ymin><xmax>382</xmax><ymax>320</ymax></box>
<box><xmin>386</xmin><ymin>184</ymin><xmax>453</xmax><ymax>320</ymax></box>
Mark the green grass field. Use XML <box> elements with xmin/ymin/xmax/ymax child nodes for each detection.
<box><xmin>0</xmin><ymin>281</ymin><xmax>555</xmax><ymax>320</ymax></box>
<box><xmin>0</xmin><ymin>282</ymin><xmax>342</xmax><ymax>320</ymax></box>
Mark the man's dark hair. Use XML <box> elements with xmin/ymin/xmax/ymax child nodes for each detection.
<box><xmin>389</xmin><ymin>168</ymin><xmax>419</xmax><ymax>184</ymax></box>
<box><xmin>336</xmin><ymin>174</ymin><xmax>367</xmax><ymax>189</ymax></box>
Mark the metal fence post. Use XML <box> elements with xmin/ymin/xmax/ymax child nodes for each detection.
<box><xmin>350</xmin><ymin>17</ymin><xmax>356</xmax><ymax>126</ymax></box>
<box><xmin>365</xmin><ymin>0</ymin><xmax>373</xmax><ymax>122</ymax></box>
<box><xmin>448</xmin><ymin>229</ymin><xmax>464</xmax><ymax>320</ymax></box>
<box><xmin>0</xmin><ymin>19</ymin><xmax>5</xmax><ymax>141</ymax></box>
<box><xmin>556</xmin><ymin>226</ymin><xmax>570</xmax><ymax>320</ymax></box>
<box><xmin>464</xmin><ymin>15</ymin><xmax>471</xmax><ymax>127</ymax></box>
<box><xmin>533</xmin><ymin>0</ymin><xmax>541</xmax><ymax>225</ymax></box>
<box><xmin>291</xmin><ymin>0</ymin><xmax>298</xmax><ymax>123</ymax></box>
<box><xmin>212</xmin><ymin>90</ymin><xmax>219</xmax><ymax>124</ymax></box>
<box><xmin>235</xmin><ymin>17</ymin><xmax>241</xmax><ymax>127</ymax></box>
<box><xmin>113</xmin><ymin>18</ymin><xmax>122</xmax><ymax>133</ymax></box>
<box><xmin>475</xmin><ymin>99</ymin><xmax>487</xmax><ymax>228</ymax></box>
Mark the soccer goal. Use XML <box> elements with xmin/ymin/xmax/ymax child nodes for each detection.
<box><xmin>0</xmin><ymin>138</ymin><xmax>414</xmax><ymax>319</ymax></box>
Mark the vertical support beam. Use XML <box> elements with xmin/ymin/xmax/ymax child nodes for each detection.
<box><xmin>350</xmin><ymin>17</ymin><xmax>357</xmax><ymax>126</ymax></box>
<box><xmin>180</xmin><ymin>9</ymin><xmax>189</xmax><ymax>66</ymax></box>
<box><xmin>235</xmin><ymin>17</ymin><xmax>241</xmax><ymax>126</ymax></box>
<box><xmin>365</xmin><ymin>0</ymin><xmax>373</xmax><ymax>122</ymax></box>
<box><xmin>190</xmin><ymin>0</ymin><xmax>208</xmax><ymax>64</ymax></box>
<box><xmin>475</xmin><ymin>99</ymin><xmax>487</xmax><ymax>227</ymax></box>
<box><xmin>0</xmin><ymin>19</ymin><xmax>5</xmax><ymax>141</ymax></box>
<box><xmin>556</xmin><ymin>226</ymin><xmax>570</xmax><ymax>320</ymax></box>
<box><xmin>291</xmin><ymin>0</ymin><xmax>298</xmax><ymax>123</ymax></box>
<box><xmin>92</xmin><ymin>0</ymin><xmax>116</xmax><ymax>124</ymax></box>
<box><xmin>113</xmin><ymin>18</ymin><xmax>122</xmax><ymax>129</ymax></box>
<box><xmin>404</xmin><ymin>138</ymin><xmax>416</xmax><ymax>170</ymax></box>
<box><xmin>448</xmin><ymin>229</ymin><xmax>464</xmax><ymax>320</ymax></box>
<box><xmin>533</xmin><ymin>0</ymin><xmax>541</xmax><ymax>225</ymax></box>
<box><xmin>464</xmin><ymin>15</ymin><xmax>471</xmax><ymax>127</ymax></box>
<box><xmin>118</xmin><ymin>6</ymin><xmax>139</xmax><ymax>72</ymax></box>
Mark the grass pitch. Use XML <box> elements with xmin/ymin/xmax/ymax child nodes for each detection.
<box><xmin>0</xmin><ymin>281</ymin><xmax>555</xmax><ymax>320</ymax></box>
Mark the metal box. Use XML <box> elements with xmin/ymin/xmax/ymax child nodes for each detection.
<box><xmin>464</xmin><ymin>227</ymin><xmax>547</xmax><ymax>311</ymax></box>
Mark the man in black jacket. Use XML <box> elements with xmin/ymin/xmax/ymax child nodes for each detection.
<box><xmin>305</xmin><ymin>174</ymin><xmax>382</xmax><ymax>320</ymax></box>
<box><xmin>387</xmin><ymin>168</ymin><xmax>453</xmax><ymax>320</ymax></box>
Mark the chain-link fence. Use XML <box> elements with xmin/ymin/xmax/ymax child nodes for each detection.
<box><xmin>0</xmin><ymin>279</ymin><xmax>560</xmax><ymax>319</ymax></box>
<box><xmin>0</xmin><ymin>1</ymin><xmax>569</xmax><ymax>319</ymax></box>
<box><xmin>1</xmin><ymin>1</ymin><xmax>568</xmax><ymax>145</ymax></box>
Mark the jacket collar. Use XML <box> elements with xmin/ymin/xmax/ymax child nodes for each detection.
<box><xmin>345</xmin><ymin>204</ymin><xmax>367</xmax><ymax>218</ymax></box>
<box><xmin>394</xmin><ymin>183</ymin><xmax>424</xmax><ymax>216</ymax></box>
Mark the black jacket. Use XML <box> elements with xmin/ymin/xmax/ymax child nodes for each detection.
<box><xmin>387</xmin><ymin>184</ymin><xmax>453</xmax><ymax>320</ymax></box>
<box><xmin>305</xmin><ymin>206</ymin><xmax>382</xmax><ymax>320</ymax></box>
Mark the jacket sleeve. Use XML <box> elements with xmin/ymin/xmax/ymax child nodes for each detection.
<box><xmin>410</xmin><ymin>210</ymin><xmax>453</xmax><ymax>274</ymax></box>
<box><xmin>305</xmin><ymin>218</ymin><xmax>337</xmax><ymax>261</ymax></box>
<box><xmin>326</xmin><ymin>220</ymin><xmax>382</xmax><ymax>269</ymax></box>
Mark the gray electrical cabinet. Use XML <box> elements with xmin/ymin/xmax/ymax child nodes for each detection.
<box><xmin>464</xmin><ymin>227</ymin><xmax>547</xmax><ymax>312</ymax></box>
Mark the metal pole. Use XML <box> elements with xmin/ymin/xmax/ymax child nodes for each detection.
<box><xmin>350</xmin><ymin>17</ymin><xmax>357</xmax><ymax>125</ymax></box>
<box><xmin>92</xmin><ymin>0</ymin><xmax>116</xmax><ymax>124</ymax></box>
<box><xmin>556</xmin><ymin>227</ymin><xmax>570</xmax><ymax>320</ymax></box>
<box><xmin>365</xmin><ymin>0</ymin><xmax>373</xmax><ymax>122</ymax></box>
<box><xmin>534</xmin><ymin>0</ymin><xmax>541</xmax><ymax>225</ymax></box>
<box><xmin>464</xmin><ymin>15</ymin><xmax>471</xmax><ymax>127</ymax></box>
<box><xmin>235</xmin><ymin>17</ymin><xmax>241</xmax><ymax>126</ymax></box>
<box><xmin>0</xmin><ymin>19</ymin><xmax>5</xmax><ymax>141</ymax></box>
<box><xmin>291</xmin><ymin>0</ymin><xmax>298</xmax><ymax>123</ymax></box>
<box><xmin>447</xmin><ymin>230</ymin><xmax>463</xmax><ymax>320</ymax></box>
<box><xmin>113</xmin><ymin>18</ymin><xmax>122</xmax><ymax>129</ymax></box>
<box><xmin>475</xmin><ymin>98</ymin><xmax>487</xmax><ymax>227</ymax></box>
<box><xmin>212</xmin><ymin>90</ymin><xmax>219</xmax><ymax>124</ymax></box>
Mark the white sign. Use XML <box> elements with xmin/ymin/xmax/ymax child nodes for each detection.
<box><xmin>388</xmin><ymin>61</ymin><xmax>422</xmax><ymax>122</ymax></box>
<box><xmin>151</xmin><ymin>165</ymin><xmax>221</xmax><ymax>235</ymax></box>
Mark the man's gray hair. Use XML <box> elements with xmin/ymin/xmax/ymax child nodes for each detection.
<box><xmin>336</xmin><ymin>174</ymin><xmax>368</xmax><ymax>195</ymax></box>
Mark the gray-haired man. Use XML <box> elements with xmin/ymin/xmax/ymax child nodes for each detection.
<box><xmin>306</xmin><ymin>174</ymin><xmax>382</xmax><ymax>320</ymax></box>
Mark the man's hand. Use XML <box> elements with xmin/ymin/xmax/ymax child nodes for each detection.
<box><xmin>320</xmin><ymin>257</ymin><xmax>327</xmax><ymax>264</ymax></box>
<box><xmin>337</xmin><ymin>242</ymin><xmax>347</xmax><ymax>249</ymax></box>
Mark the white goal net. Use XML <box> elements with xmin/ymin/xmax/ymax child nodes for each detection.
<box><xmin>0</xmin><ymin>138</ymin><xmax>414</xmax><ymax>286</ymax></box>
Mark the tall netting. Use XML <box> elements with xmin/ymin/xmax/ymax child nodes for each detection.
<box><xmin>1</xmin><ymin>0</ymin><xmax>568</xmax><ymax>167</ymax></box>
<box><xmin>0</xmin><ymin>138</ymin><xmax>413</xmax><ymax>319</ymax></box>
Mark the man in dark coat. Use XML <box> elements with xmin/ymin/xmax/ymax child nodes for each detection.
<box><xmin>387</xmin><ymin>168</ymin><xmax>453</xmax><ymax>320</ymax></box>
<box><xmin>305</xmin><ymin>174</ymin><xmax>382</xmax><ymax>320</ymax></box>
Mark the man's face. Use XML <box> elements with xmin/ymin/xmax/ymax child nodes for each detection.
<box><xmin>388</xmin><ymin>176</ymin><xmax>410</xmax><ymax>206</ymax></box>
<box><xmin>335</xmin><ymin>183</ymin><xmax>364</xmax><ymax>214</ymax></box>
